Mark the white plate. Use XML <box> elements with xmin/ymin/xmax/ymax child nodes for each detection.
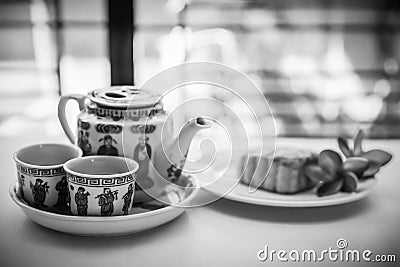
<box><xmin>10</xmin><ymin>175</ymin><xmax>199</xmax><ymax>236</ymax></box>
<box><xmin>199</xmin><ymin>174</ymin><xmax>376</xmax><ymax>207</ymax></box>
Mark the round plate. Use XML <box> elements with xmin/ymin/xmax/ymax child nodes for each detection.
<box><xmin>199</xmin><ymin>174</ymin><xmax>376</xmax><ymax>207</ymax></box>
<box><xmin>10</xmin><ymin>175</ymin><xmax>199</xmax><ymax>236</ymax></box>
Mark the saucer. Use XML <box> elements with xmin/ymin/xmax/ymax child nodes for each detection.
<box><xmin>10</xmin><ymin>175</ymin><xmax>199</xmax><ymax>236</ymax></box>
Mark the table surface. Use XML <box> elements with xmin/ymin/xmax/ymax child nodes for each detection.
<box><xmin>1</xmin><ymin>136</ymin><xmax>399</xmax><ymax>267</ymax></box>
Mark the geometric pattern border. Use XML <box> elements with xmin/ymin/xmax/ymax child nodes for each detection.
<box><xmin>67</xmin><ymin>173</ymin><xmax>135</xmax><ymax>187</ymax></box>
<box><xmin>95</xmin><ymin>123</ymin><xmax>123</xmax><ymax>134</ymax></box>
<box><xmin>130</xmin><ymin>124</ymin><xmax>157</xmax><ymax>134</ymax></box>
<box><xmin>17</xmin><ymin>164</ymin><xmax>65</xmax><ymax>177</ymax></box>
<box><xmin>87</xmin><ymin>104</ymin><xmax>164</xmax><ymax>122</ymax></box>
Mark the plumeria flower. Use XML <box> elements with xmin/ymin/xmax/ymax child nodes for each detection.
<box><xmin>304</xmin><ymin>129</ymin><xmax>393</xmax><ymax>197</ymax></box>
<box><xmin>305</xmin><ymin>150</ymin><xmax>366</xmax><ymax>196</ymax></box>
<box><xmin>338</xmin><ymin>129</ymin><xmax>392</xmax><ymax>178</ymax></box>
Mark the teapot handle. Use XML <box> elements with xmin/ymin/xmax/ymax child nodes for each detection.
<box><xmin>58</xmin><ymin>94</ymin><xmax>86</xmax><ymax>144</ymax></box>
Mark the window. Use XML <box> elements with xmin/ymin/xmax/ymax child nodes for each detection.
<box><xmin>134</xmin><ymin>0</ymin><xmax>400</xmax><ymax>138</ymax></box>
<box><xmin>1</xmin><ymin>0</ymin><xmax>399</xmax><ymax>138</ymax></box>
<box><xmin>0</xmin><ymin>0</ymin><xmax>109</xmax><ymax>137</ymax></box>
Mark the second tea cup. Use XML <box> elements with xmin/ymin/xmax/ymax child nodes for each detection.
<box><xmin>64</xmin><ymin>156</ymin><xmax>139</xmax><ymax>216</ymax></box>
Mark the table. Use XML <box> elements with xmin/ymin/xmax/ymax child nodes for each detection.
<box><xmin>1</xmin><ymin>136</ymin><xmax>399</xmax><ymax>267</ymax></box>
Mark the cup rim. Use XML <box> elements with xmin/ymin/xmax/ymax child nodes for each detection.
<box><xmin>13</xmin><ymin>143</ymin><xmax>83</xmax><ymax>169</ymax></box>
<box><xmin>63</xmin><ymin>155</ymin><xmax>139</xmax><ymax>178</ymax></box>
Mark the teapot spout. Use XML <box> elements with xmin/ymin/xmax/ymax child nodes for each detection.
<box><xmin>177</xmin><ymin>117</ymin><xmax>211</xmax><ymax>155</ymax></box>
<box><xmin>153</xmin><ymin>117</ymin><xmax>211</xmax><ymax>183</ymax></box>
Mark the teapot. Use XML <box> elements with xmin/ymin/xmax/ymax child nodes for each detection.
<box><xmin>58</xmin><ymin>86</ymin><xmax>210</xmax><ymax>201</ymax></box>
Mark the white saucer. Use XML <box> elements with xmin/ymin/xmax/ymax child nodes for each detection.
<box><xmin>199</xmin><ymin>173</ymin><xmax>376</xmax><ymax>207</ymax></box>
<box><xmin>10</xmin><ymin>175</ymin><xmax>199</xmax><ymax>236</ymax></box>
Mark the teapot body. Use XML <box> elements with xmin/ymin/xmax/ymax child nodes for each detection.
<box><xmin>75</xmin><ymin>104</ymin><xmax>169</xmax><ymax>159</ymax></box>
<box><xmin>59</xmin><ymin>86</ymin><xmax>209</xmax><ymax>202</ymax></box>
<box><xmin>76</xmin><ymin>106</ymin><xmax>172</xmax><ymax>199</ymax></box>
<box><xmin>59</xmin><ymin>86</ymin><xmax>173</xmax><ymax>201</ymax></box>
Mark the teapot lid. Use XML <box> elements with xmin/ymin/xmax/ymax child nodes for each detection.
<box><xmin>88</xmin><ymin>86</ymin><xmax>160</xmax><ymax>109</ymax></box>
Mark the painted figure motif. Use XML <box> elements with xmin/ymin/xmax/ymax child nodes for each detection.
<box><xmin>166</xmin><ymin>156</ymin><xmax>187</xmax><ymax>182</ymax></box>
<box><xmin>122</xmin><ymin>183</ymin><xmax>134</xmax><ymax>215</ymax></box>
<box><xmin>133</xmin><ymin>136</ymin><xmax>152</xmax><ymax>177</ymax></box>
<box><xmin>78</xmin><ymin>130</ymin><xmax>92</xmax><ymax>156</ymax></box>
<box><xmin>167</xmin><ymin>164</ymin><xmax>182</xmax><ymax>182</ymax></box>
<box><xmin>54</xmin><ymin>176</ymin><xmax>69</xmax><ymax>209</ymax></box>
<box><xmin>18</xmin><ymin>173</ymin><xmax>25</xmax><ymax>199</ymax></box>
<box><xmin>97</xmin><ymin>135</ymin><xmax>118</xmax><ymax>156</ymax></box>
<box><xmin>30</xmin><ymin>178</ymin><xmax>49</xmax><ymax>209</ymax></box>
<box><xmin>97</xmin><ymin>188</ymin><xmax>118</xmax><ymax>216</ymax></box>
<box><xmin>74</xmin><ymin>186</ymin><xmax>90</xmax><ymax>216</ymax></box>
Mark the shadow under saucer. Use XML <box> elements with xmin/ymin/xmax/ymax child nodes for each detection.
<box><xmin>207</xmin><ymin>194</ymin><xmax>373</xmax><ymax>224</ymax></box>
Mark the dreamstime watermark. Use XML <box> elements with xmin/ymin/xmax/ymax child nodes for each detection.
<box><xmin>257</xmin><ymin>238</ymin><xmax>397</xmax><ymax>263</ymax></box>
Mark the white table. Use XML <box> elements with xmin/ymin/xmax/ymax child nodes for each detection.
<box><xmin>1</xmin><ymin>136</ymin><xmax>399</xmax><ymax>267</ymax></box>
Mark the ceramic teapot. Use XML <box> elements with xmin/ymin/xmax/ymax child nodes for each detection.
<box><xmin>58</xmin><ymin>86</ymin><xmax>210</xmax><ymax>201</ymax></box>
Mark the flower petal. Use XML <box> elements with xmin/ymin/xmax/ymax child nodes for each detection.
<box><xmin>317</xmin><ymin>179</ymin><xmax>343</xmax><ymax>197</ymax></box>
<box><xmin>304</xmin><ymin>163</ymin><xmax>334</xmax><ymax>183</ymax></box>
<box><xmin>342</xmin><ymin>172</ymin><xmax>358</xmax><ymax>192</ymax></box>
<box><xmin>338</xmin><ymin>137</ymin><xmax>352</xmax><ymax>157</ymax></box>
<box><xmin>353</xmin><ymin>129</ymin><xmax>365</xmax><ymax>156</ymax></box>
<box><xmin>343</xmin><ymin>157</ymin><xmax>369</xmax><ymax>173</ymax></box>
<box><xmin>363</xmin><ymin>161</ymin><xmax>381</xmax><ymax>177</ymax></box>
<box><xmin>319</xmin><ymin>150</ymin><xmax>342</xmax><ymax>175</ymax></box>
<box><xmin>362</xmin><ymin>149</ymin><xmax>393</xmax><ymax>167</ymax></box>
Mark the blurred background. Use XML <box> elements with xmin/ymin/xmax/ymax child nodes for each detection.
<box><xmin>1</xmin><ymin>0</ymin><xmax>400</xmax><ymax>139</ymax></box>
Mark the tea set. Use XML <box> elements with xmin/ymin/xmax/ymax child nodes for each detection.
<box><xmin>11</xmin><ymin>86</ymin><xmax>208</xmax><ymax>234</ymax></box>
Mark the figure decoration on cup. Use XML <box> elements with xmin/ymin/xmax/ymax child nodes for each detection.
<box><xmin>30</xmin><ymin>179</ymin><xmax>49</xmax><ymax>209</ymax></box>
<box><xmin>54</xmin><ymin>176</ymin><xmax>69</xmax><ymax>210</ymax></box>
<box><xmin>122</xmin><ymin>183</ymin><xmax>134</xmax><ymax>215</ymax></box>
<box><xmin>73</xmin><ymin>186</ymin><xmax>90</xmax><ymax>216</ymax></box>
<box><xmin>96</xmin><ymin>188</ymin><xmax>119</xmax><ymax>216</ymax></box>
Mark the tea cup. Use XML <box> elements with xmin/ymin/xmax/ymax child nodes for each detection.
<box><xmin>64</xmin><ymin>156</ymin><xmax>139</xmax><ymax>216</ymax></box>
<box><xmin>14</xmin><ymin>143</ymin><xmax>82</xmax><ymax>212</ymax></box>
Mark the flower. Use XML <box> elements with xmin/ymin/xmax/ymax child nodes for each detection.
<box><xmin>304</xmin><ymin>128</ymin><xmax>393</xmax><ymax>197</ymax></box>
<box><xmin>338</xmin><ymin>129</ymin><xmax>392</xmax><ymax>178</ymax></box>
<box><xmin>304</xmin><ymin>150</ymin><xmax>366</xmax><ymax>196</ymax></box>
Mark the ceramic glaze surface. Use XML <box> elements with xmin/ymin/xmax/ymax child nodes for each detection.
<box><xmin>68</xmin><ymin>175</ymin><xmax>135</xmax><ymax>216</ymax></box>
<box><xmin>13</xmin><ymin>144</ymin><xmax>82</xmax><ymax>212</ymax></box>
<box><xmin>65</xmin><ymin>155</ymin><xmax>138</xmax><ymax>175</ymax></box>
<box><xmin>15</xmin><ymin>144</ymin><xmax>82</xmax><ymax>166</ymax></box>
<box><xmin>9</xmin><ymin>175</ymin><xmax>199</xmax><ymax>236</ymax></box>
<box><xmin>64</xmin><ymin>156</ymin><xmax>138</xmax><ymax>216</ymax></box>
